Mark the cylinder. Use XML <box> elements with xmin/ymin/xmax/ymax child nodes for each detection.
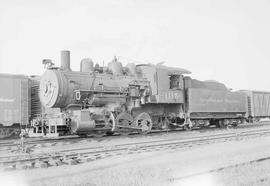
<box><xmin>80</xmin><ymin>58</ymin><xmax>94</xmax><ymax>73</ymax></box>
<box><xmin>61</xmin><ymin>50</ymin><xmax>71</xmax><ymax>71</ymax></box>
<box><xmin>70</xmin><ymin>110</ymin><xmax>96</xmax><ymax>134</ymax></box>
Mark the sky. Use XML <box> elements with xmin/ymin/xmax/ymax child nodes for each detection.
<box><xmin>0</xmin><ymin>0</ymin><xmax>270</xmax><ymax>91</ymax></box>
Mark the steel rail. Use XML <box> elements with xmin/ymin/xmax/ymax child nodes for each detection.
<box><xmin>1</xmin><ymin>127</ymin><xmax>270</xmax><ymax>171</ymax></box>
<box><xmin>168</xmin><ymin>155</ymin><xmax>270</xmax><ymax>182</ymax></box>
<box><xmin>0</xmin><ymin>122</ymin><xmax>267</xmax><ymax>149</ymax></box>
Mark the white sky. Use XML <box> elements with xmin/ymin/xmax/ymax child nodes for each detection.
<box><xmin>0</xmin><ymin>0</ymin><xmax>270</xmax><ymax>91</ymax></box>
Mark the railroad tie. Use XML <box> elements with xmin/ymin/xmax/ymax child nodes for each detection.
<box><xmin>66</xmin><ymin>159</ymin><xmax>78</xmax><ymax>165</ymax></box>
<box><xmin>79</xmin><ymin>155</ymin><xmax>96</xmax><ymax>163</ymax></box>
<box><xmin>35</xmin><ymin>160</ymin><xmax>49</xmax><ymax>168</ymax></box>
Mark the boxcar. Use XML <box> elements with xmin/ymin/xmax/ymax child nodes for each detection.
<box><xmin>0</xmin><ymin>73</ymin><xmax>30</xmax><ymax>138</ymax></box>
<box><xmin>240</xmin><ymin>90</ymin><xmax>270</xmax><ymax>122</ymax></box>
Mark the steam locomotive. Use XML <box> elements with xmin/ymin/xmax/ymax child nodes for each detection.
<box><xmin>33</xmin><ymin>50</ymin><xmax>247</xmax><ymax>137</ymax></box>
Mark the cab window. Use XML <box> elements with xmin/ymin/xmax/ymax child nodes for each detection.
<box><xmin>169</xmin><ymin>75</ymin><xmax>183</xmax><ymax>89</ymax></box>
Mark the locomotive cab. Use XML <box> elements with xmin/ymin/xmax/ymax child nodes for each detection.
<box><xmin>137</xmin><ymin>64</ymin><xmax>190</xmax><ymax>104</ymax></box>
<box><xmin>133</xmin><ymin>64</ymin><xmax>192</xmax><ymax>130</ymax></box>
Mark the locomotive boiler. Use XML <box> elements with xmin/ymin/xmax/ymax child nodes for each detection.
<box><xmin>38</xmin><ymin>50</ymin><xmax>247</xmax><ymax>136</ymax></box>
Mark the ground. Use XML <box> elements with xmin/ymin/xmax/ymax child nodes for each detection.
<box><xmin>1</xmin><ymin>128</ymin><xmax>270</xmax><ymax>186</ymax></box>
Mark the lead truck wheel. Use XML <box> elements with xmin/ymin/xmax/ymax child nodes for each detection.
<box><xmin>183</xmin><ymin>124</ymin><xmax>192</xmax><ymax>131</ymax></box>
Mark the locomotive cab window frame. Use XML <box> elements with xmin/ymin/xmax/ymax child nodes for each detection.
<box><xmin>169</xmin><ymin>74</ymin><xmax>183</xmax><ymax>90</ymax></box>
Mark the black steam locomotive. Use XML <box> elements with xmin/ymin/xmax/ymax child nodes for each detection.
<box><xmin>33</xmin><ymin>50</ymin><xmax>247</xmax><ymax>137</ymax></box>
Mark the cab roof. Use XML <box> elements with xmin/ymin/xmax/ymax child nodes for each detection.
<box><xmin>137</xmin><ymin>64</ymin><xmax>191</xmax><ymax>75</ymax></box>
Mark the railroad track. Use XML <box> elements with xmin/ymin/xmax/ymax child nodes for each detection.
<box><xmin>1</xmin><ymin>127</ymin><xmax>270</xmax><ymax>171</ymax></box>
<box><xmin>0</xmin><ymin>126</ymin><xmax>221</xmax><ymax>153</ymax></box>
<box><xmin>0</xmin><ymin>127</ymin><xmax>204</xmax><ymax>148</ymax></box>
<box><xmin>169</xmin><ymin>153</ymin><xmax>270</xmax><ymax>183</ymax></box>
<box><xmin>0</xmin><ymin>122</ymin><xmax>268</xmax><ymax>152</ymax></box>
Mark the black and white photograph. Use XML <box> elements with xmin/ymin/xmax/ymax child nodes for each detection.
<box><xmin>1</xmin><ymin>0</ymin><xmax>270</xmax><ymax>185</ymax></box>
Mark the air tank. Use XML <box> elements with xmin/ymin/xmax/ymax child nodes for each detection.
<box><xmin>80</xmin><ymin>58</ymin><xmax>94</xmax><ymax>73</ymax></box>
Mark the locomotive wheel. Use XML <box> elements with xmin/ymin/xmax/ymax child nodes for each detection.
<box><xmin>105</xmin><ymin>112</ymin><xmax>116</xmax><ymax>135</ymax></box>
<box><xmin>158</xmin><ymin>120</ymin><xmax>168</xmax><ymax>130</ymax></box>
<box><xmin>217</xmin><ymin>120</ymin><xmax>225</xmax><ymax>128</ymax></box>
<box><xmin>105</xmin><ymin>112</ymin><xmax>116</xmax><ymax>130</ymax></box>
<box><xmin>183</xmin><ymin>118</ymin><xmax>192</xmax><ymax>131</ymax></box>
<box><xmin>231</xmin><ymin>122</ymin><xmax>239</xmax><ymax>127</ymax></box>
<box><xmin>106</xmin><ymin>131</ymin><xmax>115</xmax><ymax>136</ymax></box>
<box><xmin>116</xmin><ymin>112</ymin><xmax>134</xmax><ymax>128</ymax></box>
<box><xmin>183</xmin><ymin>124</ymin><xmax>192</xmax><ymax>131</ymax></box>
<box><xmin>135</xmin><ymin>112</ymin><xmax>153</xmax><ymax>134</ymax></box>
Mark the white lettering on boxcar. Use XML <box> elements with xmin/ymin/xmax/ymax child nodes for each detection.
<box><xmin>4</xmin><ymin>109</ymin><xmax>12</xmax><ymax>122</ymax></box>
<box><xmin>0</xmin><ymin>98</ymin><xmax>15</xmax><ymax>103</ymax></box>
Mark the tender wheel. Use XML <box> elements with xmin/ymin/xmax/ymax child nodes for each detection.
<box><xmin>217</xmin><ymin>120</ymin><xmax>225</xmax><ymax>128</ymax></box>
<box><xmin>183</xmin><ymin>118</ymin><xmax>192</xmax><ymax>131</ymax></box>
<box><xmin>134</xmin><ymin>112</ymin><xmax>152</xmax><ymax>134</ymax></box>
<box><xmin>106</xmin><ymin>131</ymin><xmax>114</xmax><ymax>136</ymax></box>
<box><xmin>158</xmin><ymin>118</ymin><xmax>169</xmax><ymax>130</ymax></box>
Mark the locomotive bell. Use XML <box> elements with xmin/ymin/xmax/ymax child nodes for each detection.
<box><xmin>108</xmin><ymin>56</ymin><xmax>123</xmax><ymax>75</ymax></box>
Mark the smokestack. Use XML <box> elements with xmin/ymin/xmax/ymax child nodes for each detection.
<box><xmin>61</xmin><ymin>50</ymin><xmax>71</xmax><ymax>71</ymax></box>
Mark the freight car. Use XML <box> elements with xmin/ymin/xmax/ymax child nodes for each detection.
<box><xmin>35</xmin><ymin>50</ymin><xmax>247</xmax><ymax>137</ymax></box>
<box><xmin>0</xmin><ymin>74</ymin><xmax>52</xmax><ymax>138</ymax></box>
<box><xmin>240</xmin><ymin>90</ymin><xmax>270</xmax><ymax>122</ymax></box>
<box><xmin>0</xmin><ymin>73</ymin><xmax>30</xmax><ymax>138</ymax></box>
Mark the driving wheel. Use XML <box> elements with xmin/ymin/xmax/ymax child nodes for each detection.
<box><xmin>134</xmin><ymin>112</ymin><xmax>152</xmax><ymax>134</ymax></box>
<box><xmin>116</xmin><ymin>112</ymin><xmax>134</xmax><ymax>128</ymax></box>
